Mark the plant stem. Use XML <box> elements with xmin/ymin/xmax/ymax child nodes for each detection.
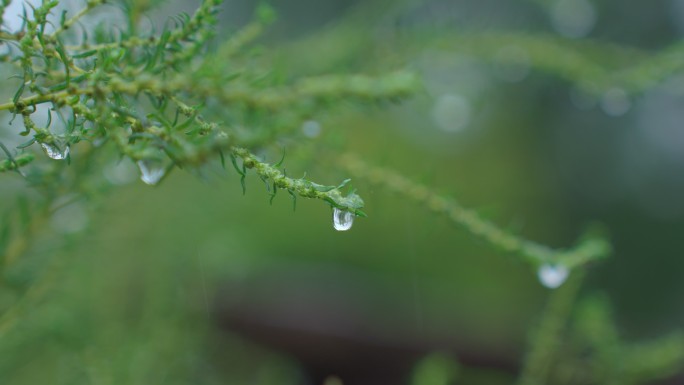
<box><xmin>337</xmin><ymin>153</ymin><xmax>610</xmax><ymax>268</ymax></box>
<box><xmin>516</xmin><ymin>272</ymin><xmax>584</xmax><ymax>385</ymax></box>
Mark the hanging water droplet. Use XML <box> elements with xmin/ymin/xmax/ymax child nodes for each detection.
<box><xmin>550</xmin><ymin>0</ymin><xmax>597</xmax><ymax>39</ymax></box>
<box><xmin>137</xmin><ymin>159</ymin><xmax>166</xmax><ymax>185</ymax></box>
<box><xmin>104</xmin><ymin>158</ymin><xmax>137</xmax><ymax>185</ymax></box>
<box><xmin>537</xmin><ymin>264</ymin><xmax>569</xmax><ymax>289</ymax></box>
<box><xmin>301</xmin><ymin>120</ymin><xmax>322</xmax><ymax>138</ymax></box>
<box><xmin>601</xmin><ymin>87</ymin><xmax>631</xmax><ymax>116</ymax></box>
<box><xmin>50</xmin><ymin>202</ymin><xmax>89</xmax><ymax>234</ymax></box>
<box><xmin>40</xmin><ymin>142</ymin><xmax>70</xmax><ymax>160</ymax></box>
<box><xmin>333</xmin><ymin>207</ymin><xmax>354</xmax><ymax>231</ymax></box>
<box><xmin>431</xmin><ymin>93</ymin><xmax>471</xmax><ymax>133</ymax></box>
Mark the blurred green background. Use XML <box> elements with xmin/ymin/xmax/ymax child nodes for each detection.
<box><xmin>3</xmin><ymin>0</ymin><xmax>684</xmax><ymax>384</ymax></box>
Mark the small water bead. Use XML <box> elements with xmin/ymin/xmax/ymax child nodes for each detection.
<box><xmin>431</xmin><ymin>93</ymin><xmax>471</xmax><ymax>133</ymax></box>
<box><xmin>332</xmin><ymin>207</ymin><xmax>354</xmax><ymax>231</ymax></box>
<box><xmin>537</xmin><ymin>264</ymin><xmax>570</xmax><ymax>289</ymax></box>
<box><xmin>601</xmin><ymin>87</ymin><xmax>631</xmax><ymax>116</ymax></box>
<box><xmin>104</xmin><ymin>159</ymin><xmax>137</xmax><ymax>185</ymax></box>
<box><xmin>40</xmin><ymin>142</ymin><xmax>70</xmax><ymax>160</ymax></box>
<box><xmin>137</xmin><ymin>159</ymin><xmax>167</xmax><ymax>185</ymax></box>
<box><xmin>550</xmin><ymin>0</ymin><xmax>597</xmax><ymax>39</ymax></box>
<box><xmin>50</xmin><ymin>202</ymin><xmax>89</xmax><ymax>234</ymax></box>
<box><xmin>301</xmin><ymin>120</ymin><xmax>322</xmax><ymax>138</ymax></box>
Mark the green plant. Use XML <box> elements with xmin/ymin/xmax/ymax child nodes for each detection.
<box><xmin>0</xmin><ymin>0</ymin><xmax>682</xmax><ymax>384</ymax></box>
<box><xmin>0</xmin><ymin>0</ymin><xmax>609</xmax><ymax>287</ymax></box>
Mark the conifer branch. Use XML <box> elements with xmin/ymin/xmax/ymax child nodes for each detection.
<box><xmin>338</xmin><ymin>153</ymin><xmax>611</xmax><ymax>268</ymax></box>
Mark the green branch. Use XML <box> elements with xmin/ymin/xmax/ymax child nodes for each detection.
<box><xmin>516</xmin><ymin>273</ymin><xmax>585</xmax><ymax>385</ymax></box>
<box><xmin>49</xmin><ymin>0</ymin><xmax>105</xmax><ymax>38</ymax></box>
<box><xmin>233</xmin><ymin>147</ymin><xmax>365</xmax><ymax>216</ymax></box>
<box><xmin>0</xmin><ymin>153</ymin><xmax>34</xmax><ymax>172</ymax></box>
<box><xmin>338</xmin><ymin>153</ymin><xmax>611</xmax><ymax>268</ymax></box>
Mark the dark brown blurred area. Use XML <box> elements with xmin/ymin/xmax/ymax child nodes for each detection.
<box><xmin>215</xmin><ymin>264</ymin><xmax>519</xmax><ymax>384</ymax></box>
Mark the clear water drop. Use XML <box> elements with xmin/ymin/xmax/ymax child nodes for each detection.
<box><xmin>537</xmin><ymin>264</ymin><xmax>570</xmax><ymax>289</ymax></box>
<box><xmin>550</xmin><ymin>0</ymin><xmax>597</xmax><ymax>39</ymax></box>
<box><xmin>301</xmin><ymin>120</ymin><xmax>322</xmax><ymax>138</ymax></box>
<box><xmin>137</xmin><ymin>159</ymin><xmax>166</xmax><ymax>185</ymax></box>
<box><xmin>40</xmin><ymin>142</ymin><xmax>70</xmax><ymax>160</ymax></box>
<box><xmin>333</xmin><ymin>208</ymin><xmax>354</xmax><ymax>231</ymax></box>
<box><xmin>431</xmin><ymin>93</ymin><xmax>471</xmax><ymax>133</ymax></box>
<box><xmin>601</xmin><ymin>87</ymin><xmax>631</xmax><ymax>116</ymax></box>
<box><xmin>50</xmin><ymin>202</ymin><xmax>89</xmax><ymax>234</ymax></box>
<box><xmin>104</xmin><ymin>159</ymin><xmax>137</xmax><ymax>185</ymax></box>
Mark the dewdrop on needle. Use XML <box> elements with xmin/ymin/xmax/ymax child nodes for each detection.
<box><xmin>41</xmin><ymin>142</ymin><xmax>70</xmax><ymax>160</ymax></box>
<box><xmin>537</xmin><ymin>264</ymin><xmax>569</xmax><ymax>289</ymax></box>
<box><xmin>137</xmin><ymin>160</ymin><xmax>166</xmax><ymax>185</ymax></box>
<box><xmin>333</xmin><ymin>207</ymin><xmax>354</xmax><ymax>231</ymax></box>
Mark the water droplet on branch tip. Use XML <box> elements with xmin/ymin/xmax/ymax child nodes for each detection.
<box><xmin>302</xmin><ymin>120</ymin><xmax>321</xmax><ymax>138</ymax></box>
<box><xmin>333</xmin><ymin>207</ymin><xmax>354</xmax><ymax>231</ymax></box>
<box><xmin>51</xmin><ymin>202</ymin><xmax>89</xmax><ymax>234</ymax></box>
<box><xmin>537</xmin><ymin>264</ymin><xmax>569</xmax><ymax>289</ymax></box>
<box><xmin>40</xmin><ymin>142</ymin><xmax>70</xmax><ymax>160</ymax></box>
<box><xmin>137</xmin><ymin>159</ymin><xmax>166</xmax><ymax>185</ymax></box>
<box><xmin>601</xmin><ymin>87</ymin><xmax>631</xmax><ymax>116</ymax></box>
